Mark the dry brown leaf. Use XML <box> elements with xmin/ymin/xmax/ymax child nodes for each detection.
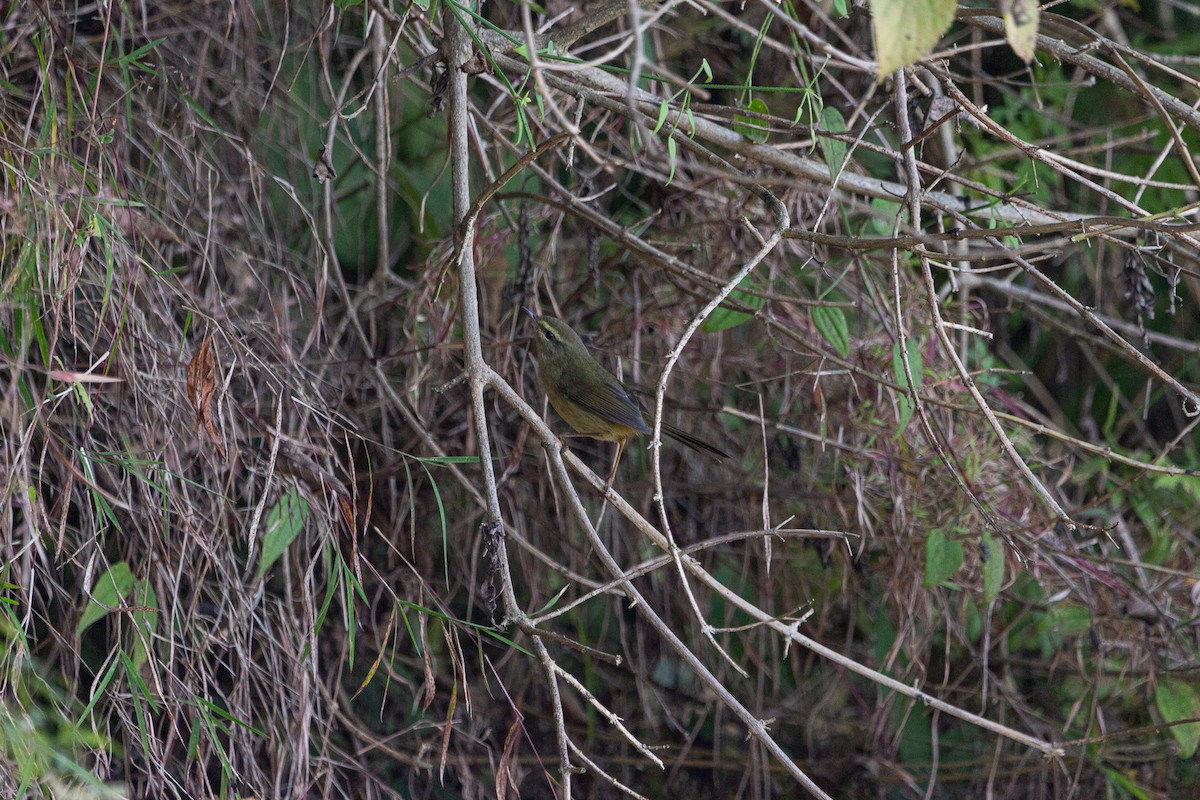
<box><xmin>438</xmin><ymin>680</ymin><xmax>457</xmax><ymax>785</ymax></box>
<box><xmin>420</xmin><ymin>607</ymin><xmax>436</xmax><ymax>711</ymax></box>
<box><xmin>495</xmin><ymin>715</ymin><xmax>522</xmax><ymax>800</ymax></box>
<box><xmin>355</xmin><ymin>606</ymin><xmax>394</xmax><ymax>697</ymax></box>
<box><xmin>313</xmin><ymin>145</ymin><xmax>336</xmax><ymax>182</ymax></box>
<box><xmin>460</xmin><ymin>46</ymin><xmax>493</xmax><ymax>76</ymax></box>
<box><xmin>185</xmin><ymin>335</ymin><xmax>226</xmax><ymax>457</ymax></box>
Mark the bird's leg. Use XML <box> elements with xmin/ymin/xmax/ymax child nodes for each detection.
<box><xmin>555</xmin><ymin>432</ymin><xmax>624</xmax><ymax>494</ymax></box>
<box><xmin>593</xmin><ymin>437</ymin><xmax>626</xmax><ymax>531</ymax></box>
<box><xmin>603</xmin><ymin>438</ymin><xmax>627</xmax><ymax>495</ymax></box>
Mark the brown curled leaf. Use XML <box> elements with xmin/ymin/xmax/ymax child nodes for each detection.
<box><xmin>496</xmin><ymin>714</ymin><xmax>522</xmax><ymax>800</ymax></box>
<box><xmin>312</xmin><ymin>146</ymin><xmax>336</xmax><ymax>182</ymax></box>
<box><xmin>460</xmin><ymin>46</ymin><xmax>493</xmax><ymax>76</ymax></box>
<box><xmin>185</xmin><ymin>335</ymin><xmax>226</xmax><ymax>457</ymax></box>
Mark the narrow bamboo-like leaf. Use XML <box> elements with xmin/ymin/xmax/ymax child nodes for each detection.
<box><xmin>812</xmin><ymin>305</ymin><xmax>850</xmax><ymax>359</ymax></box>
<box><xmin>419</xmin><ymin>455</ymin><xmax>481</xmax><ymax>465</ymax></box>
<box><xmin>129</xmin><ymin>579</ymin><xmax>158</xmax><ymax>669</ymax></box>
<box><xmin>653</xmin><ymin>100</ymin><xmax>670</xmax><ymax>134</ymax></box>
<box><xmin>981</xmin><ymin>531</ymin><xmax>1004</xmax><ymax>604</ymax></box>
<box><xmin>79</xmin><ymin>656</ymin><xmax>122</xmax><ymax>721</ymax></box>
<box><xmin>113</xmin><ymin>38</ymin><xmax>165</xmax><ymax>68</ymax></box>
<box><xmin>892</xmin><ymin>340</ymin><xmax>922</xmax><ymax>434</ymax></box>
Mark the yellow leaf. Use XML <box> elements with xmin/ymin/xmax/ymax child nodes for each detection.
<box><xmin>1001</xmin><ymin>0</ymin><xmax>1041</xmax><ymax>63</ymax></box>
<box><xmin>871</xmin><ymin>0</ymin><xmax>957</xmax><ymax>79</ymax></box>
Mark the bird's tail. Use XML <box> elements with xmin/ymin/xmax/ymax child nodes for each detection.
<box><xmin>660</xmin><ymin>422</ymin><xmax>730</xmax><ymax>461</ymax></box>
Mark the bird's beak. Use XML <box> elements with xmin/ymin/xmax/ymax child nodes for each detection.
<box><xmin>521</xmin><ymin>306</ymin><xmax>538</xmax><ymax>322</ymax></box>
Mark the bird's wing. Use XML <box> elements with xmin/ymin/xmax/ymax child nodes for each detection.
<box><xmin>563</xmin><ymin>377</ymin><xmax>651</xmax><ymax>435</ymax></box>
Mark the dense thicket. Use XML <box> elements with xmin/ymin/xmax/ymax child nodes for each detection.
<box><xmin>3</xmin><ymin>1</ymin><xmax>1199</xmax><ymax>798</ymax></box>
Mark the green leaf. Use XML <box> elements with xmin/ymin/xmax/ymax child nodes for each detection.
<box><xmin>113</xmin><ymin>38</ymin><xmax>165</xmax><ymax>69</ymax></box>
<box><xmin>419</xmin><ymin>455</ymin><xmax>482</xmax><ymax>465</ymax></box>
<box><xmin>819</xmin><ymin>106</ymin><xmax>848</xmax><ymax>177</ymax></box>
<box><xmin>703</xmin><ymin>277</ymin><xmax>765</xmax><ymax>332</ymax></box>
<box><xmin>1152</xmin><ymin>473</ymin><xmax>1200</xmax><ymax>504</ymax></box>
<box><xmin>78</xmin><ymin>562</ymin><xmax>135</xmax><ymax>636</ymax></box>
<box><xmin>870</xmin><ymin>0</ymin><xmax>956</xmax><ymax>78</ymax></box>
<box><xmin>812</xmin><ymin>305</ymin><xmax>850</xmax><ymax>359</ymax></box>
<box><xmin>257</xmin><ymin>489</ymin><xmax>310</xmax><ymax>579</ymax></box>
<box><xmin>181</xmin><ymin>94</ymin><xmax>219</xmax><ymax>128</ymax></box>
<box><xmin>129</xmin><ymin>580</ymin><xmax>159</xmax><ymax>670</ymax></box>
<box><xmin>653</xmin><ymin>99</ymin><xmax>670</xmax><ymax>135</ymax></box>
<box><xmin>892</xmin><ymin>340</ymin><xmax>923</xmax><ymax>434</ymax></box>
<box><xmin>1035</xmin><ymin>604</ymin><xmax>1091</xmax><ymax>657</ymax></box>
<box><xmin>1157</xmin><ymin>680</ymin><xmax>1200</xmax><ymax>758</ymax></box>
<box><xmin>963</xmin><ymin>597</ymin><xmax>982</xmax><ymax>642</ymax></box>
<box><xmin>924</xmin><ymin>529</ymin><xmax>963</xmax><ymax>588</ymax></box>
<box><xmin>1100</xmin><ymin>766</ymin><xmax>1154</xmax><ymax>800</ymax></box>
<box><xmin>733</xmin><ymin>97</ymin><xmax>770</xmax><ymax>144</ymax></box>
<box><xmin>981</xmin><ymin>531</ymin><xmax>1004</xmax><ymax>604</ymax></box>
<box><xmin>868</xmin><ymin>197</ymin><xmax>905</xmax><ymax>236</ymax></box>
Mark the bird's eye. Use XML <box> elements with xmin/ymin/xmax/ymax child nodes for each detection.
<box><xmin>541</xmin><ymin>326</ymin><xmax>557</xmax><ymax>342</ymax></box>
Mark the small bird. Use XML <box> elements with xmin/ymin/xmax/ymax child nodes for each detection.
<box><xmin>523</xmin><ymin>307</ymin><xmax>728</xmax><ymax>486</ymax></box>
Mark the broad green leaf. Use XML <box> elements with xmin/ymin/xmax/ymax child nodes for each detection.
<box><xmin>1152</xmin><ymin>473</ymin><xmax>1200</xmax><ymax>504</ymax></box>
<box><xmin>733</xmin><ymin>97</ymin><xmax>770</xmax><ymax>144</ymax></box>
<box><xmin>868</xmin><ymin>197</ymin><xmax>905</xmax><ymax>236</ymax></box>
<box><xmin>78</xmin><ymin>562</ymin><xmax>135</xmax><ymax>635</ymax></box>
<box><xmin>924</xmin><ymin>529</ymin><xmax>963</xmax><ymax>588</ymax></box>
<box><xmin>870</xmin><ymin>0</ymin><xmax>956</xmax><ymax>78</ymax></box>
<box><xmin>1157</xmin><ymin>680</ymin><xmax>1200</xmax><ymax>758</ymax></box>
<box><xmin>819</xmin><ymin>106</ymin><xmax>848</xmax><ymax>177</ymax></box>
<box><xmin>257</xmin><ymin>488</ymin><xmax>310</xmax><ymax>579</ymax></box>
<box><xmin>812</xmin><ymin>305</ymin><xmax>850</xmax><ymax>359</ymax></box>
<box><xmin>1036</xmin><ymin>604</ymin><xmax>1091</xmax><ymax>657</ymax></box>
<box><xmin>981</xmin><ymin>530</ymin><xmax>1004</xmax><ymax>604</ymax></box>
<box><xmin>703</xmin><ymin>277</ymin><xmax>765</xmax><ymax>333</ymax></box>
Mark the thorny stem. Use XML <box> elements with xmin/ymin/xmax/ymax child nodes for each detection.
<box><xmin>444</xmin><ymin>3</ymin><xmax>576</xmax><ymax>795</ymax></box>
